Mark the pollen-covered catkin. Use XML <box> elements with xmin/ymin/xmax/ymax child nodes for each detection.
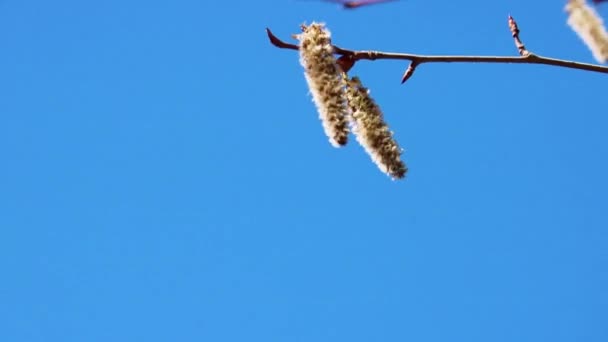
<box><xmin>345</xmin><ymin>76</ymin><xmax>407</xmax><ymax>180</ymax></box>
<box><xmin>566</xmin><ymin>0</ymin><xmax>608</xmax><ymax>63</ymax></box>
<box><xmin>297</xmin><ymin>23</ymin><xmax>349</xmax><ymax>147</ymax></box>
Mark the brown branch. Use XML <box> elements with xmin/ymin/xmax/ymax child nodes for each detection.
<box><xmin>266</xmin><ymin>27</ymin><xmax>608</xmax><ymax>75</ymax></box>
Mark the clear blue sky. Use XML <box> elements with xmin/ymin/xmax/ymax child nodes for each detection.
<box><xmin>1</xmin><ymin>0</ymin><xmax>607</xmax><ymax>341</ymax></box>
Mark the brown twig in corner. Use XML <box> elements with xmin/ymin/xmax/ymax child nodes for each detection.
<box><xmin>266</xmin><ymin>18</ymin><xmax>608</xmax><ymax>78</ymax></box>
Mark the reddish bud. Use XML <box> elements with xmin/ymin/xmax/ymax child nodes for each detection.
<box><xmin>336</xmin><ymin>55</ymin><xmax>355</xmax><ymax>73</ymax></box>
<box><xmin>400</xmin><ymin>62</ymin><xmax>417</xmax><ymax>84</ymax></box>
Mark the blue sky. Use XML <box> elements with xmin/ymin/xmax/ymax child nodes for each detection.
<box><xmin>1</xmin><ymin>0</ymin><xmax>607</xmax><ymax>341</ymax></box>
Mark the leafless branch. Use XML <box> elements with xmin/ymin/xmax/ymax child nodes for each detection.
<box><xmin>266</xmin><ymin>16</ymin><xmax>608</xmax><ymax>83</ymax></box>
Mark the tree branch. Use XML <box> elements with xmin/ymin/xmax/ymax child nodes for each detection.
<box><xmin>266</xmin><ymin>17</ymin><xmax>608</xmax><ymax>78</ymax></box>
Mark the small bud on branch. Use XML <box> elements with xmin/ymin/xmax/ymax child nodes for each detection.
<box><xmin>400</xmin><ymin>62</ymin><xmax>418</xmax><ymax>84</ymax></box>
<box><xmin>508</xmin><ymin>15</ymin><xmax>530</xmax><ymax>56</ymax></box>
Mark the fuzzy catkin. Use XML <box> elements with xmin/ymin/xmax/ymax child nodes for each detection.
<box><xmin>566</xmin><ymin>0</ymin><xmax>608</xmax><ymax>63</ymax></box>
<box><xmin>345</xmin><ymin>76</ymin><xmax>407</xmax><ymax>180</ymax></box>
<box><xmin>297</xmin><ymin>23</ymin><xmax>349</xmax><ymax>147</ymax></box>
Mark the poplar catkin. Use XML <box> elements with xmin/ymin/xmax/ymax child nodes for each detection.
<box><xmin>297</xmin><ymin>23</ymin><xmax>350</xmax><ymax>147</ymax></box>
<box><xmin>345</xmin><ymin>76</ymin><xmax>407</xmax><ymax>180</ymax></box>
<box><xmin>566</xmin><ymin>0</ymin><xmax>608</xmax><ymax>63</ymax></box>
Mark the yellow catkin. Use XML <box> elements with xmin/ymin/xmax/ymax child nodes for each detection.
<box><xmin>566</xmin><ymin>0</ymin><xmax>608</xmax><ymax>63</ymax></box>
<box><xmin>345</xmin><ymin>76</ymin><xmax>407</xmax><ymax>180</ymax></box>
<box><xmin>297</xmin><ymin>23</ymin><xmax>349</xmax><ymax>147</ymax></box>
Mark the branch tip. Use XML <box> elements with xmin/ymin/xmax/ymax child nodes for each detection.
<box><xmin>508</xmin><ymin>15</ymin><xmax>519</xmax><ymax>37</ymax></box>
<box><xmin>266</xmin><ymin>28</ymin><xmax>299</xmax><ymax>50</ymax></box>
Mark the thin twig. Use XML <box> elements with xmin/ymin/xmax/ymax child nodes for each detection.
<box><xmin>266</xmin><ymin>27</ymin><xmax>608</xmax><ymax>74</ymax></box>
<box><xmin>508</xmin><ymin>15</ymin><xmax>529</xmax><ymax>56</ymax></box>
